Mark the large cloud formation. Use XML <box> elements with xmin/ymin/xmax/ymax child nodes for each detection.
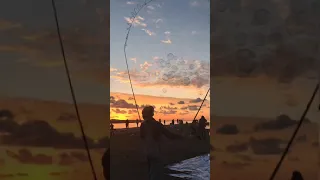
<box><xmin>211</xmin><ymin>0</ymin><xmax>319</xmax><ymax>82</ymax></box>
<box><xmin>0</xmin><ymin>110</ymin><xmax>108</xmax><ymax>149</ymax></box>
<box><xmin>112</xmin><ymin>53</ymin><xmax>210</xmax><ymax>88</ymax></box>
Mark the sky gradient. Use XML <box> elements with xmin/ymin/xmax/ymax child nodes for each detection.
<box><xmin>110</xmin><ymin>0</ymin><xmax>210</xmax><ymax>120</ymax></box>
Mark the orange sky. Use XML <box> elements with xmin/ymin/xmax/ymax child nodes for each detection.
<box><xmin>110</xmin><ymin>92</ymin><xmax>210</xmax><ymax>121</ymax></box>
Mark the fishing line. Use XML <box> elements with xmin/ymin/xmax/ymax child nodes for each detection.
<box><xmin>50</xmin><ymin>0</ymin><xmax>98</xmax><ymax>180</ymax></box>
<box><xmin>269</xmin><ymin>83</ymin><xmax>319</xmax><ymax>180</ymax></box>
<box><xmin>193</xmin><ymin>88</ymin><xmax>210</xmax><ymax>121</ymax></box>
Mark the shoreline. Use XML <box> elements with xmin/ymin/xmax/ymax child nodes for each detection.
<box><xmin>110</xmin><ymin>124</ymin><xmax>210</xmax><ymax>179</ymax></box>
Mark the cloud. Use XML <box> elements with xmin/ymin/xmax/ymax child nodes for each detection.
<box><xmin>225</xmin><ymin>142</ymin><xmax>249</xmax><ymax>153</ymax></box>
<box><xmin>111</xmin><ymin>99</ymin><xmax>137</xmax><ymax>109</ymax></box>
<box><xmin>124</xmin><ymin>16</ymin><xmax>147</xmax><ymax>27</ymax></box>
<box><xmin>177</xmin><ymin>101</ymin><xmax>185</xmax><ymax>104</ymax></box>
<box><xmin>112</xmin><ymin>108</ymin><xmax>127</xmax><ymax>114</ymax></box>
<box><xmin>126</xmin><ymin>1</ymin><xmax>136</xmax><ymax>5</ymax></box>
<box><xmin>160</xmin><ymin>106</ymin><xmax>177</xmax><ymax>110</ymax></box>
<box><xmin>110</xmin><ymin>67</ymin><xmax>118</xmax><ymax>72</ymax></box>
<box><xmin>190</xmin><ymin>1</ymin><xmax>200</xmax><ymax>7</ymax></box>
<box><xmin>216</xmin><ymin>124</ymin><xmax>239</xmax><ymax>135</ymax></box>
<box><xmin>57</xmin><ymin>112</ymin><xmax>77</xmax><ymax>122</ymax></box>
<box><xmin>191</xmin><ymin>30</ymin><xmax>198</xmax><ymax>35</ymax></box>
<box><xmin>161</xmin><ymin>39</ymin><xmax>172</xmax><ymax>44</ymax></box>
<box><xmin>0</xmin><ymin>113</ymin><xmax>107</xmax><ymax>149</ymax></box>
<box><xmin>153</xmin><ymin>56</ymin><xmax>161</xmax><ymax>60</ymax></box>
<box><xmin>249</xmin><ymin>137</ymin><xmax>285</xmax><ymax>155</ymax></box>
<box><xmin>159</xmin><ymin>110</ymin><xmax>177</xmax><ymax>115</ymax></box>
<box><xmin>234</xmin><ymin>154</ymin><xmax>254</xmax><ymax>162</ymax></box>
<box><xmin>188</xmin><ymin>105</ymin><xmax>199</xmax><ymax>111</ymax></box>
<box><xmin>6</xmin><ymin>149</ymin><xmax>52</xmax><ymax>165</ymax></box>
<box><xmin>0</xmin><ymin>19</ymin><xmax>22</xmax><ymax>31</ymax></box>
<box><xmin>221</xmin><ymin>161</ymin><xmax>251</xmax><ymax>169</ymax></box>
<box><xmin>111</xmin><ymin>54</ymin><xmax>210</xmax><ymax>88</ymax></box>
<box><xmin>180</xmin><ymin>106</ymin><xmax>188</xmax><ymax>110</ymax></box>
<box><xmin>130</xmin><ymin>57</ymin><xmax>137</xmax><ymax>63</ymax></box>
<box><xmin>141</xmin><ymin>29</ymin><xmax>156</xmax><ymax>36</ymax></box>
<box><xmin>147</xmin><ymin>5</ymin><xmax>155</xmax><ymax>10</ymax></box>
<box><xmin>190</xmin><ymin>98</ymin><xmax>202</xmax><ymax>103</ymax></box>
<box><xmin>254</xmin><ymin>114</ymin><xmax>297</xmax><ymax>131</ymax></box>
<box><xmin>164</xmin><ymin>31</ymin><xmax>171</xmax><ymax>35</ymax></box>
<box><xmin>140</xmin><ymin>61</ymin><xmax>152</xmax><ymax>71</ymax></box>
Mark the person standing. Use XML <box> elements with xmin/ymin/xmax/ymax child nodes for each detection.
<box><xmin>140</xmin><ymin>106</ymin><xmax>183</xmax><ymax>180</ymax></box>
<box><xmin>126</xmin><ymin>119</ymin><xmax>129</xmax><ymax>129</ymax></box>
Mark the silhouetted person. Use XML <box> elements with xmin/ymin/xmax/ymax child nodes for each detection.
<box><xmin>198</xmin><ymin>116</ymin><xmax>208</xmax><ymax>140</ymax></box>
<box><xmin>126</xmin><ymin>119</ymin><xmax>129</xmax><ymax>129</ymax></box>
<box><xmin>291</xmin><ymin>171</ymin><xmax>304</xmax><ymax>180</ymax></box>
<box><xmin>159</xmin><ymin>119</ymin><xmax>162</xmax><ymax>124</ymax></box>
<box><xmin>102</xmin><ymin>146</ymin><xmax>110</xmax><ymax>180</ymax></box>
<box><xmin>140</xmin><ymin>106</ymin><xmax>183</xmax><ymax>180</ymax></box>
<box><xmin>176</xmin><ymin>119</ymin><xmax>179</xmax><ymax>124</ymax></box>
<box><xmin>171</xmin><ymin>119</ymin><xmax>174</xmax><ymax>125</ymax></box>
<box><xmin>110</xmin><ymin>123</ymin><xmax>114</xmax><ymax>136</ymax></box>
<box><xmin>164</xmin><ymin>120</ymin><xmax>166</xmax><ymax>125</ymax></box>
<box><xmin>136</xmin><ymin>119</ymin><xmax>139</xmax><ymax>127</ymax></box>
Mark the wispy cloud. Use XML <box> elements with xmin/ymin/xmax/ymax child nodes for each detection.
<box><xmin>161</xmin><ymin>31</ymin><xmax>172</xmax><ymax>44</ymax></box>
<box><xmin>124</xmin><ymin>16</ymin><xmax>147</xmax><ymax>27</ymax></box>
<box><xmin>147</xmin><ymin>5</ymin><xmax>155</xmax><ymax>10</ymax></box>
<box><xmin>130</xmin><ymin>57</ymin><xmax>137</xmax><ymax>63</ymax></box>
<box><xmin>126</xmin><ymin>1</ymin><xmax>136</xmax><ymax>5</ymax></box>
<box><xmin>140</xmin><ymin>61</ymin><xmax>152</xmax><ymax>71</ymax></box>
<box><xmin>190</xmin><ymin>1</ymin><xmax>200</xmax><ymax>7</ymax></box>
<box><xmin>0</xmin><ymin>19</ymin><xmax>22</xmax><ymax>31</ymax></box>
<box><xmin>161</xmin><ymin>39</ymin><xmax>172</xmax><ymax>44</ymax></box>
<box><xmin>153</xmin><ymin>56</ymin><xmax>161</xmax><ymax>60</ymax></box>
<box><xmin>191</xmin><ymin>30</ymin><xmax>198</xmax><ymax>35</ymax></box>
<box><xmin>110</xmin><ymin>67</ymin><xmax>118</xmax><ymax>72</ymax></box>
<box><xmin>141</xmin><ymin>28</ymin><xmax>156</xmax><ymax>36</ymax></box>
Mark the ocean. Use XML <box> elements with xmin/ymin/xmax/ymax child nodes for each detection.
<box><xmin>168</xmin><ymin>154</ymin><xmax>210</xmax><ymax>180</ymax></box>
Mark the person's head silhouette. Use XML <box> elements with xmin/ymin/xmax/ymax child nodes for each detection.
<box><xmin>291</xmin><ymin>170</ymin><xmax>304</xmax><ymax>180</ymax></box>
<box><xmin>142</xmin><ymin>106</ymin><xmax>154</xmax><ymax>120</ymax></box>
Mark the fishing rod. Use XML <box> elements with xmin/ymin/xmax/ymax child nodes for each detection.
<box><xmin>50</xmin><ymin>0</ymin><xmax>98</xmax><ymax>180</ymax></box>
<box><xmin>269</xmin><ymin>83</ymin><xmax>319</xmax><ymax>180</ymax></box>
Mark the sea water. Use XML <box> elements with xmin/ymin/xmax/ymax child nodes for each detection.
<box><xmin>168</xmin><ymin>154</ymin><xmax>210</xmax><ymax>180</ymax></box>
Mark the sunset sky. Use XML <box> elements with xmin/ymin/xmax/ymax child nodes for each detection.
<box><xmin>110</xmin><ymin>0</ymin><xmax>210</xmax><ymax>120</ymax></box>
<box><xmin>0</xmin><ymin>0</ymin><xmax>109</xmax><ymax>104</ymax></box>
<box><xmin>0</xmin><ymin>0</ymin><xmax>109</xmax><ymax>180</ymax></box>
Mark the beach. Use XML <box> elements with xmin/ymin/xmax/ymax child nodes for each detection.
<box><xmin>110</xmin><ymin>124</ymin><xmax>210</xmax><ymax>180</ymax></box>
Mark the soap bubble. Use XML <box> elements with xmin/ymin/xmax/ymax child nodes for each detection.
<box><xmin>183</xmin><ymin>77</ymin><xmax>191</xmax><ymax>85</ymax></box>
<box><xmin>167</xmin><ymin>53</ymin><xmax>175</xmax><ymax>61</ymax></box>
<box><xmin>167</xmin><ymin>71</ymin><xmax>175</xmax><ymax>79</ymax></box>
<box><xmin>189</xmin><ymin>64</ymin><xmax>196</xmax><ymax>70</ymax></box>
<box><xmin>165</xmin><ymin>60</ymin><xmax>171</xmax><ymax>68</ymax></box>
<box><xmin>162</xmin><ymin>74</ymin><xmax>169</xmax><ymax>81</ymax></box>
<box><xmin>171</xmin><ymin>65</ymin><xmax>178</xmax><ymax>72</ymax></box>
<box><xmin>159</xmin><ymin>59</ymin><xmax>166</xmax><ymax>68</ymax></box>
<box><xmin>162</xmin><ymin>88</ymin><xmax>167</xmax><ymax>93</ymax></box>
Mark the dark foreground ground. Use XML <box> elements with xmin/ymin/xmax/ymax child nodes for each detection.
<box><xmin>110</xmin><ymin>124</ymin><xmax>210</xmax><ymax>180</ymax></box>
